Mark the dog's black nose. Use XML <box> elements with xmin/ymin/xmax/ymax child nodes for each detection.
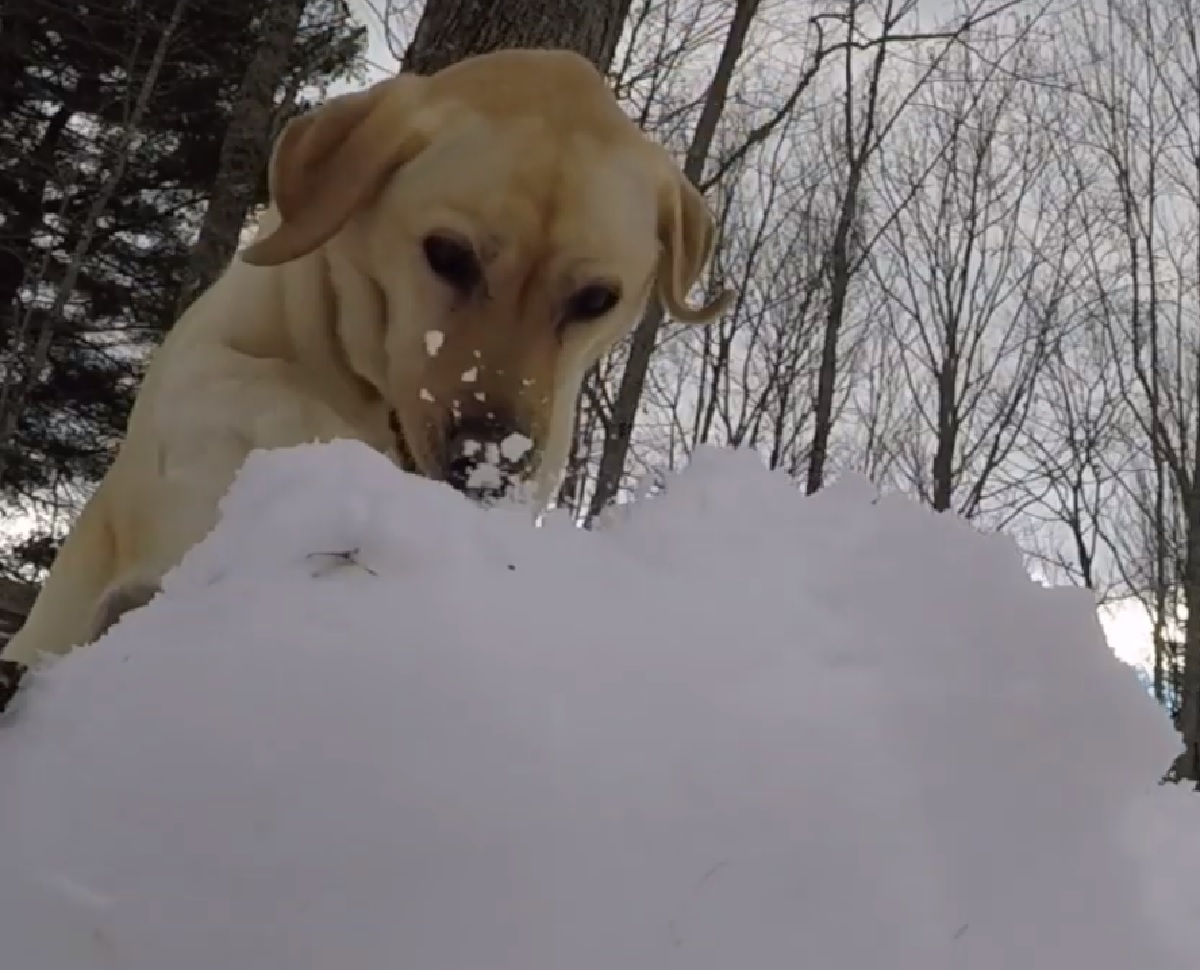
<box><xmin>443</xmin><ymin>412</ymin><xmax>533</xmax><ymax>500</ymax></box>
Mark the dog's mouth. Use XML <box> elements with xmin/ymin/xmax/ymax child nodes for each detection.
<box><xmin>442</xmin><ymin>412</ymin><xmax>536</xmax><ymax>502</ymax></box>
<box><xmin>388</xmin><ymin>408</ymin><xmax>535</xmax><ymax>503</ymax></box>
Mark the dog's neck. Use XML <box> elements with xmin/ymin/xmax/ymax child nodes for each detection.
<box><xmin>217</xmin><ymin>236</ymin><xmax>418</xmax><ymax>474</ymax></box>
<box><xmin>311</xmin><ymin>251</ymin><xmax>426</xmax><ymax>476</ymax></box>
<box><xmin>309</xmin><ymin>248</ymin><xmax>424</xmax><ymax>476</ymax></box>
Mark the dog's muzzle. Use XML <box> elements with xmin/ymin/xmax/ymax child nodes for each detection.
<box><xmin>442</xmin><ymin>411</ymin><xmax>534</xmax><ymax>501</ymax></box>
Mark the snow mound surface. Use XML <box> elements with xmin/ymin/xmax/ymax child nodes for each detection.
<box><xmin>0</xmin><ymin>440</ymin><xmax>1196</xmax><ymax>970</ymax></box>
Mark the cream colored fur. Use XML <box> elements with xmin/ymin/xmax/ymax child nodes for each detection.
<box><xmin>1</xmin><ymin>48</ymin><xmax>730</xmax><ymax>672</ymax></box>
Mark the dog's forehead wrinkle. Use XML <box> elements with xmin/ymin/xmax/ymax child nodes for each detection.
<box><xmin>421</xmin><ymin>127</ymin><xmax>650</xmax><ymax>278</ymax></box>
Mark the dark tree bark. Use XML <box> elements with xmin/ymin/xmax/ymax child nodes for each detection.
<box><xmin>402</xmin><ymin>0</ymin><xmax>634</xmax><ymax>74</ymax></box>
<box><xmin>175</xmin><ymin>0</ymin><xmax>306</xmax><ymax>312</ymax></box>
<box><xmin>804</xmin><ymin>0</ymin><xmax>888</xmax><ymax>498</ymax></box>
<box><xmin>1173</xmin><ymin>485</ymin><xmax>1200</xmax><ymax>784</ymax></box>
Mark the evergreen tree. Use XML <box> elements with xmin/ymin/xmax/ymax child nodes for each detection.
<box><xmin>0</xmin><ymin>0</ymin><xmax>365</xmax><ymax>580</ymax></box>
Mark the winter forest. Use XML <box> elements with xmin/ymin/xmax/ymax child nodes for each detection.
<box><xmin>1</xmin><ymin>0</ymin><xmax>1198</xmax><ymax>779</ymax></box>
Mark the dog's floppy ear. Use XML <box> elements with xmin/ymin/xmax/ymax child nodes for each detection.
<box><xmin>241</xmin><ymin>75</ymin><xmax>433</xmax><ymax>267</ymax></box>
<box><xmin>654</xmin><ymin>165</ymin><xmax>733</xmax><ymax>324</ymax></box>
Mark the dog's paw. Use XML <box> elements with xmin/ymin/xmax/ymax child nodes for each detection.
<box><xmin>0</xmin><ymin>659</ymin><xmax>28</xmax><ymax>715</ymax></box>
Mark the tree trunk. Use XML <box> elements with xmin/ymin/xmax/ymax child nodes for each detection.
<box><xmin>175</xmin><ymin>0</ymin><xmax>306</xmax><ymax>313</ymax></box>
<box><xmin>1171</xmin><ymin>515</ymin><xmax>1200</xmax><ymax>785</ymax></box>
<box><xmin>585</xmin><ymin>0</ymin><xmax>760</xmax><ymax>521</ymax></box>
<box><xmin>931</xmin><ymin>342</ymin><xmax>960</xmax><ymax>513</ymax></box>
<box><xmin>805</xmin><ymin>0</ymin><xmax>889</xmax><ymax>497</ymax></box>
<box><xmin>403</xmin><ymin>0</ymin><xmax>634</xmax><ymax>74</ymax></box>
<box><xmin>1168</xmin><ymin>362</ymin><xmax>1200</xmax><ymax>785</ymax></box>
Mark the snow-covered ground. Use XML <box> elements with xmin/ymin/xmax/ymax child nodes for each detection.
<box><xmin>0</xmin><ymin>440</ymin><xmax>1196</xmax><ymax>969</ymax></box>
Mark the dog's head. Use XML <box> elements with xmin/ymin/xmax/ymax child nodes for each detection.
<box><xmin>241</xmin><ymin>48</ymin><xmax>731</xmax><ymax>503</ymax></box>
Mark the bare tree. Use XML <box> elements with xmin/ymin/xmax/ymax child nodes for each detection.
<box><xmin>1021</xmin><ymin>323</ymin><xmax>1128</xmax><ymax>599</ymax></box>
<box><xmin>865</xmin><ymin>24</ymin><xmax>1076</xmax><ymax>522</ymax></box>
<box><xmin>1063</xmin><ymin>0</ymin><xmax>1200</xmax><ymax>783</ymax></box>
<box><xmin>804</xmin><ymin>0</ymin><xmax>1029</xmax><ymax>496</ymax></box>
<box><xmin>574</xmin><ymin>0</ymin><xmax>1028</xmax><ymax>521</ymax></box>
<box><xmin>642</xmin><ymin>119</ymin><xmax>829</xmax><ymax>478</ymax></box>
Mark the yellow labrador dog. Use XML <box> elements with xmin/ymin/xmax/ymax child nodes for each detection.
<box><xmin>0</xmin><ymin>48</ymin><xmax>730</xmax><ymax>703</ymax></box>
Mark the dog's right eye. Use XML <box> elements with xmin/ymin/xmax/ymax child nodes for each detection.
<box><xmin>564</xmin><ymin>282</ymin><xmax>621</xmax><ymax>324</ymax></box>
<box><xmin>423</xmin><ymin>233</ymin><xmax>481</xmax><ymax>292</ymax></box>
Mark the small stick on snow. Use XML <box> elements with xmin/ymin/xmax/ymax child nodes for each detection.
<box><xmin>305</xmin><ymin>549</ymin><xmax>378</xmax><ymax>578</ymax></box>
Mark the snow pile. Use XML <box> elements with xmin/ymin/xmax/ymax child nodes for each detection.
<box><xmin>0</xmin><ymin>440</ymin><xmax>1196</xmax><ymax>970</ymax></box>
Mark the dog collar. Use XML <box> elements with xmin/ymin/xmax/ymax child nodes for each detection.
<box><xmin>388</xmin><ymin>410</ymin><xmax>418</xmax><ymax>474</ymax></box>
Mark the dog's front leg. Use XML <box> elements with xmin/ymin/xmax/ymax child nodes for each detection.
<box><xmin>226</xmin><ymin>357</ymin><xmax>361</xmax><ymax>452</ymax></box>
<box><xmin>165</xmin><ymin>355</ymin><xmax>360</xmax><ymax>459</ymax></box>
<box><xmin>247</xmin><ymin>391</ymin><xmax>357</xmax><ymax>452</ymax></box>
<box><xmin>147</xmin><ymin>360</ymin><xmax>361</xmax><ymax>576</ymax></box>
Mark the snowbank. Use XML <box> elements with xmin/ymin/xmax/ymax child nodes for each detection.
<box><xmin>0</xmin><ymin>440</ymin><xmax>1195</xmax><ymax>970</ymax></box>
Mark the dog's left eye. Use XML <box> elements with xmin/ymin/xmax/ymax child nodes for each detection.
<box><xmin>423</xmin><ymin>232</ymin><xmax>482</xmax><ymax>292</ymax></box>
<box><xmin>565</xmin><ymin>282</ymin><xmax>621</xmax><ymax>324</ymax></box>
